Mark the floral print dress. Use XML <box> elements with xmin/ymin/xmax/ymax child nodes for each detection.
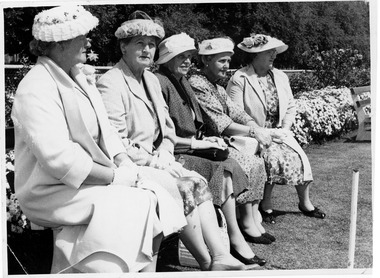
<box><xmin>189</xmin><ymin>73</ymin><xmax>266</xmax><ymax>202</ymax></box>
<box><xmin>259</xmin><ymin>74</ymin><xmax>305</xmax><ymax>186</ymax></box>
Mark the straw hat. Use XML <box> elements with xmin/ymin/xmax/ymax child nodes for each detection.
<box><xmin>115</xmin><ymin>10</ymin><xmax>165</xmax><ymax>40</ymax></box>
<box><xmin>198</xmin><ymin>37</ymin><xmax>234</xmax><ymax>56</ymax></box>
<box><xmin>237</xmin><ymin>34</ymin><xmax>288</xmax><ymax>54</ymax></box>
<box><xmin>32</xmin><ymin>5</ymin><xmax>98</xmax><ymax>42</ymax></box>
<box><xmin>156</xmin><ymin>33</ymin><xmax>196</xmax><ymax>64</ymax></box>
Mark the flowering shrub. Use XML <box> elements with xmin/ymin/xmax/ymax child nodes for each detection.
<box><xmin>292</xmin><ymin>86</ymin><xmax>357</xmax><ymax>145</ymax></box>
<box><xmin>5</xmin><ymin>150</ymin><xmax>31</xmax><ymax>235</ymax></box>
<box><xmin>302</xmin><ymin>48</ymin><xmax>370</xmax><ymax>88</ymax></box>
<box><xmin>289</xmin><ymin>71</ymin><xmax>320</xmax><ymax>97</ymax></box>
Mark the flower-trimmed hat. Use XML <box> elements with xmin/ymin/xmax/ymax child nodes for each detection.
<box><xmin>115</xmin><ymin>10</ymin><xmax>165</xmax><ymax>40</ymax></box>
<box><xmin>32</xmin><ymin>5</ymin><xmax>98</xmax><ymax>42</ymax></box>
<box><xmin>198</xmin><ymin>37</ymin><xmax>235</xmax><ymax>56</ymax></box>
<box><xmin>237</xmin><ymin>34</ymin><xmax>288</xmax><ymax>54</ymax></box>
<box><xmin>156</xmin><ymin>33</ymin><xmax>196</xmax><ymax>65</ymax></box>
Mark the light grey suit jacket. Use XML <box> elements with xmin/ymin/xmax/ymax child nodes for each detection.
<box><xmin>11</xmin><ymin>56</ymin><xmax>125</xmax><ymax>226</ymax></box>
<box><xmin>227</xmin><ymin>66</ymin><xmax>312</xmax><ymax>181</ymax></box>
<box><xmin>227</xmin><ymin>65</ymin><xmax>296</xmax><ymax>129</ymax></box>
<box><xmin>97</xmin><ymin>59</ymin><xmax>176</xmax><ymax>166</ymax></box>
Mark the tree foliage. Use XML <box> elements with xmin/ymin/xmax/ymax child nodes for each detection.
<box><xmin>4</xmin><ymin>1</ymin><xmax>370</xmax><ymax>69</ymax></box>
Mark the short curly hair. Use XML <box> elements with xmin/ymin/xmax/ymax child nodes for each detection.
<box><xmin>29</xmin><ymin>39</ymin><xmax>56</xmax><ymax>56</ymax></box>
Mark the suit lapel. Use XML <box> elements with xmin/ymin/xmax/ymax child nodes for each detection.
<box><xmin>40</xmin><ymin>57</ymin><xmax>113</xmax><ymax>166</ymax></box>
<box><xmin>143</xmin><ymin>71</ymin><xmax>165</xmax><ymax>146</ymax></box>
<box><xmin>71</xmin><ymin>66</ymin><xmax>117</xmax><ymax>160</ymax></box>
<box><xmin>118</xmin><ymin>60</ymin><xmax>165</xmax><ymax>147</ymax></box>
<box><xmin>271</xmin><ymin>70</ymin><xmax>288</xmax><ymax>125</ymax></box>
<box><xmin>118</xmin><ymin>61</ymin><xmax>155</xmax><ymax>113</ymax></box>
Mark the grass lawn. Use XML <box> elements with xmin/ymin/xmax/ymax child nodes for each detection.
<box><xmin>157</xmin><ymin>136</ymin><xmax>373</xmax><ymax>273</ymax></box>
<box><xmin>6</xmin><ymin>136</ymin><xmax>373</xmax><ymax>275</ymax></box>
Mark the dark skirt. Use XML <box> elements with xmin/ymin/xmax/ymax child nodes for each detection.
<box><xmin>175</xmin><ymin>154</ymin><xmax>253</xmax><ymax>206</ymax></box>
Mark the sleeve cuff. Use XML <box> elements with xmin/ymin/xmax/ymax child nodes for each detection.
<box><xmin>60</xmin><ymin>147</ymin><xmax>93</xmax><ymax>189</ymax></box>
<box><xmin>158</xmin><ymin>140</ymin><xmax>174</xmax><ymax>154</ymax></box>
<box><xmin>106</xmin><ymin>132</ymin><xmax>126</xmax><ymax>160</ymax></box>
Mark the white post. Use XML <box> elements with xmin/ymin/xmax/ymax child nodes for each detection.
<box><xmin>348</xmin><ymin>169</ymin><xmax>359</xmax><ymax>268</ymax></box>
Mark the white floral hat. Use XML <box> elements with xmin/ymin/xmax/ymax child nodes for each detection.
<box><xmin>115</xmin><ymin>11</ymin><xmax>165</xmax><ymax>40</ymax></box>
<box><xmin>156</xmin><ymin>33</ymin><xmax>196</xmax><ymax>65</ymax></box>
<box><xmin>198</xmin><ymin>37</ymin><xmax>234</xmax><ymax>56</ymax></box>
<box><xmin>32</xmin><ymin>5</ymin><xmax>99</xmax><ymax>42</ymax></box>
<box><xmin>237</xmin><ymin>34</ymin><xmax>288</xmax><ymax>54</ymax></box>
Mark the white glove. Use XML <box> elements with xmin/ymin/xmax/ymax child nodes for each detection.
<box><xmin>164</xmin><ymin>161</ymin><xmax>185</xmax><ymax>178</ymax></box>
<box><xmin>249</xmin><ymin>126</ymin><xmax>272</xmax><ymax>148</ymax></box>
<box><xmin>269</xmin><ymin>128</ymin><xmax>293</xmax><ymax>143</ymax></box>
<box><xmin>111</xmin><ymin>165</ymin><xmax>140</xmax><ymax>186</ymax></box>
<box><xmin>203</xmin><ymin>136</ymin><xmax>227</xmax><ymax>149</ymax></box>
<box><xmin>150</xmin><ymin>150</ymin><xmax>175</xmax><ymax>170</ymax></box>
<box><xmin>119</xmin><ymin>158</ymin><xmax>136</xmax><ymax>167</ymax></box>
<box><xmin>191</xmin><ymin>137</ymin><xmax>225</xmax><ymax>150</ymax></box>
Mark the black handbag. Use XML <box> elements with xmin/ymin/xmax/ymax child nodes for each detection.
<box><xmin>175</xmin><ymin>147</ymin><xmax>229</xmax><ymax>161</ymax></box>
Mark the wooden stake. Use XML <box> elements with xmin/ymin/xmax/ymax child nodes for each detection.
<box><xmin>348</xmin><ymin>169</ymin><xmax>359</xmax><ymax>268</ymax></box>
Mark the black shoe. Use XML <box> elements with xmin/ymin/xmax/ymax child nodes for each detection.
<box><xmin>230</xmin><ymin>245</ymin><xmax>266</xmax><ymax>266</ymax></box>
<box><xmin>259</xmin><ymin>203</ymin><xmax>276</xmax><ymax>224</ymax></box>
<box><xmin>262</xmin><ymin>232</ymin><xmax>276</xmax><ymax>242</ymax></box>
<box><xmin>298</xmin><ymin>204</ymin><xmax>326</xmax><ymax>219</ymax></box>
<box><xmin>240</xmin><ymin>229</ymin><xmax>272</xmax><ymax>244</ymax></box>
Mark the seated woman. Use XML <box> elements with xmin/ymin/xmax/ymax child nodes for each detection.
<box><xmin>187</xmin><ymin>38</ymin><xmax>273</xmax><ymax>241</ymax></box>
<box><xmin>155</xmin><ymin>33</ymin><xmax>270</xmax><ymax>265</ymax></box>
<box><xmin>11</xmin><ymin>5</ymin><xmax>186</xmax><ymax>273</ymax></box>
<box><xmin>227</xmin><ymin>34</ymin><xmax>326</xmax><ymax>223</ymax></box>
<box><xmin>97</xmin><ymin>11</ymin><xmax>245</xmax><ymax>271</ymax></box>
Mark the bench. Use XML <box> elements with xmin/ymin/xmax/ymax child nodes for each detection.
<box><xmin>350</xmin><ymin>85</ymin><xmax>371</xmax><ymax>141</ymax></box>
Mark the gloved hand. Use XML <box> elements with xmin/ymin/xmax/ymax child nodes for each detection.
<box><xmin>149</xmin><ymin>149</ymin><xmax>175</xmax><ymax>170</ymax></box>
<box><xmin>203</xmin><ymin>136</ymin><xmax>227</xmax><ymax>149</ymax></box>
<box><xmin>111</xmin><ymin>165</ymin><xmax>140</xmax><ymax>186</ymax></box>
<box><xmin>119</xmin><ymin>158</ymin><xmax>136</xmax><ymax>167</ymax></box>
<box><xmin>164</xmin><ymin>161</ymin><xmax>185</xmax><ymax>178</ymax></box>
<box><xmin>249</xmin><ymin>126</ymin><xmax>272</xmax><ymax>148</ymax></box>
<box><xmin>269</xmin><ymin>128</ymin><xmax>293</xmax><ymax>143</ymax></box>
<box><xmin>191</xmin><ymin>137</ymin><xmax>225</xmax><ymax>150</ymax></box>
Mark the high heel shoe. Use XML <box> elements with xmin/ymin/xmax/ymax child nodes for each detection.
<box><xmin>262</xmin><ymin>232</ymin><xmax>276</xmax><ymax>242</ymax></box>
<box><xmin>298</xmin><ymin>204</ymin><xmax>326</xmax><ymax>219</ymax></box>
<box><xmin>240</xmin><ymin>229</ymin><xmax>272</xmax><ymax>244</ymax></box>
<box><xmin>259</xmin><ymin>203</ymin><xmax>276</xmax><ymax>224</ymax></box>
<box><xmin>230</xmin><ymin>245</ymin><xmax>266</xmax><ymax>266</ymax></box>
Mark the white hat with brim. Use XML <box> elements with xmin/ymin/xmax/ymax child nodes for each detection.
<box><xmin>156</xmin><ymin>33</ymin><xmax>196</xmax><ymax>64</ymax></box>
<box><xmin>115</xmin><ymin>19</ymin><xmax>165</xmax><ymax>40</ymax></box>
<box><xmin>198</xmin><ymin>38</ymin><xmax>234</xmax><ymax>56</ymax></box>
<box><xmin>32</xmin><ymin>6</ymin><xmax>98</xmax><ymax>42</ymax></box>
<box><xmin>237</xmin><ymin>34</ymin><xmax>288</xmax><ymax>54</ymax></box>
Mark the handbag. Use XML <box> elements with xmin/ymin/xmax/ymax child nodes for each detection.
<box><xmin>227</xmin><ymin>136</ymin><xmax>260</xmax><ymax>154</ymax></box>
<box><xmin>175</xmin><ymin>147</ymin><xmax>229</xmax><ymax>161</ymax></box>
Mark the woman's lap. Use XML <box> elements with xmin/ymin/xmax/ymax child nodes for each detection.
<box><xmin>175</xmin><ymin>154</ymin><xmax>249</xmax><ymax>206</ymax></box>
<box><xmin>227</xmin><ymin>147</ymin><xmax>266</xmax><ymax>201</ymax></box>
<box><xmin>22</xmin><ymin>184</ymin><xmax>163</xmax><ymax>272</ymax></box>
<box><xmin>262</xmin><ymin>142</ymin><xmax>304</xmax><ymax>186</ymax></box>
